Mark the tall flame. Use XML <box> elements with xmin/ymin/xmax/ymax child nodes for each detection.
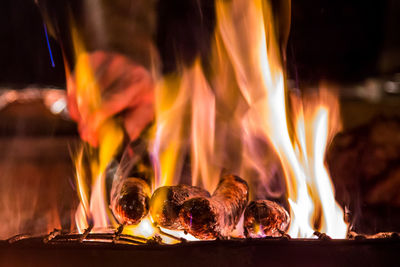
<box><xmin>151</xmin><ymin>60</ymin><xmax>218</xmax><ymax>192</ymax></box>
<box><xmin>288</xmin><ymin>90</ymin><xmax>347</xmax><ymax>238</ymax></box>
<box><xmin>69</xmin><ymin>22</ymin><xmax>124</xmax><ymax>233</ymax></box>
<box><xmin>214</xmin><ymin>0</ymin><xmax>347</xmax><ymax>238</ymax></box>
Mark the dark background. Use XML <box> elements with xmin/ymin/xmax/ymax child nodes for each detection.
<box><xmin>287</xmin><ymin>0</ymin><xmax>400</xmax><ymax>85</ymax></box>
<box><xmin>0</xmin><ymin>0</ymin><xmax>399</xmax><ymax>87</ymax></box>
<box><xmin>0</xmin><ymin>0</ymin><xmax>65</xmax><ymax>87</ymax></box>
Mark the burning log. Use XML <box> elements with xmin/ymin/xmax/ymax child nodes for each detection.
<box><xmin>243</xmin><ymin>200</ymin><xmax>290</xmax><ymax>238</ymax></box>
<box><xmin>110</xmin><ymin>177</ymin><xmax>151</xmax><ymax>225</ymax></box>
<box><xmin>149</xmin><ymin>185</ymin><xmax>211</xmax><ymax>230</ymax></box>
<box><xmin>179</xmin><ymin>174</ymin><xmax>249</xmax><ymax>239</ymax></box>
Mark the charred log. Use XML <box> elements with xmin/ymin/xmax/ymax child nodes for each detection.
<box><xmin>149</xmin><ymin>185</ymin><xmax>211</xmax><ymax>230</ymax></box>
<box><xmin>110</xmin><ymin>177</ymin><xmax>151</xmax><ymax>225</ymax></box>
<box><xmin>244</xmin><ymin>200</ymin><xmax>290</xmax><ymax>238</ymax></box>
<box><xmin>179</xmin><ymin>174</ymin><xmax>249</xmax><ymax>239</ymax></box>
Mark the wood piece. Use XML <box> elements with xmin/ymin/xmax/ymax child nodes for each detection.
<box><xmin>243</xmin><ymin>200</ymin><xmax>290</xmax><ymax>238</ymax></box>
<box><xmin>110</xmin><ymin>177</ymin><xmax>151</xmax><ymax>225</ymax></box>
<box><xmin>179</xmin><ymin>174</ymin><xmax>249</xmax><ymax>239</ymax></box>
<box><xmin>149</xmin><ymin>185</ymin><xmax>211</xmax><ymax>230</ymax></box>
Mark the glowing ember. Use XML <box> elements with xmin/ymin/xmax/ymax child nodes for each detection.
<box><xmin>123</xmin><ymin>217</ymin><xmax>156</xmax><ymax>239</ymax></box>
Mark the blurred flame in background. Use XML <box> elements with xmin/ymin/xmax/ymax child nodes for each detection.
<box><xmin>69</xmin><ymin>23</ymin><xmax>123</xmax><ymax>233</ymax></box>
<box><xmin>72</xmin><ymin>0</ymin><xmax>348</xmax><ymax>241</ymax></box>
<box><xmin>151</xmin><ymin>60</ymin><xmax>218</xmax><ymax>192</ymax></box>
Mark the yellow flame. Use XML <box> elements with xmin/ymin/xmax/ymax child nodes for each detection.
<box><xmin>123</xmin><ymin>217</ymin><xmax>156</xmax><ymax>239</ymax></box>
<box><xmin>151</xmin><ymin>73</ymin><xmax>189</xmax><ymax>189</ymax></box>
<box><xmin>74</xmin><ymin>148</ymin><xmax>90</xmax><ymax>232</ymax></box>
<box><xmin>190</xmin><ymin>61</ymin><xmax>219</xmax><ymax>191</ymax></box>
<box><xmin>149</xmin><ymin>60</ymin><xmax>220</xmax><ymax>240</ymax></box>
<box><xmin>122</xmin><ymin>217</ymin><xmax>199</xmax><ymax>244</ymax></box>
<box><xmin>70</xmin><ymin>21</ymin><xmax>123</xmax><ymax>233</ymax></box>
<box><xmin>151</xmin><ymin>60</ymin><xmax>218</xmax><ymax>192</ymax></box>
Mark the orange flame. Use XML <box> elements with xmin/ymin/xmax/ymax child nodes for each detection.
<box><xmin>69</xmin><ymin>21</ymin><xmax>123</xmax><ymax>233</ymax></box>
<box><xmin>151</xmin><ymin>60</ymin><xmax>218</xmax><ymax>192</ymax></box>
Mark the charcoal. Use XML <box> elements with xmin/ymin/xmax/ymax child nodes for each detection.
<box><xmin>179</xmin><ymin>174</ymin><xmax>249</xmax><ymax>239</ymax></box>
<box><xmin>149</xmin><ymin>185</ymin><xmax>211</xmax><ymax>230</ymax></box>
<box><xmin>110</xmin><ymin>177</ymin><xmax>151</xmax><ymax>225</ymax></box>
<box><xmin>243</xmin><ymin>200</ymin><xmax>290</xmax><ymax>238</ymax></box>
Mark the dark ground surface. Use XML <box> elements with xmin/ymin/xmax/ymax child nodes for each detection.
<box><xmin>1</xmin><ymin>237</ymin><xmax>400</xmax><ymax>267</ymax></box>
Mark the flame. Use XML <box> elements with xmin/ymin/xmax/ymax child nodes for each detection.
<box><xmin>122</xmin><ymin>217</ymin><xmax>198</xmax><ymax>244</ymax></box>
<box><xmin>214</xmin><ymin>0</ymin><xmax>347</xmax><ymax>238</ymax></box>
<box><xmin>149</xmin><ymin>61</ymin><xmax>217</xmax><ymax>241</ymax></box>
<box><xmin>123</xmin><ymin>217</ymin><xmax>156</xmax><ymax>239</ymax></box>
<box><xmin>74</xmin><ymin>148</ymin><xmax>90</xmax><ymax>231</ymax></box>
<box><xmin>150</xmin><ymin>60</ymin><xmax>218</xmax><ymax>191</ymax></box>
<box><xmin>190</xmin><ymin>62</ymin><xmax>218</xmax><ymax>191</ymax></box>
<box><xmin>151</xmin><ymin>73</ymin><xmax>190</xmax><ymax>189</ymax></box>
<box><xmin>69</xmin><ymin>21</ymin><xmax>123</xmax><ymax>233</ymax></box>
<box><xmin>284</xmin><ymin>91</ymin><xmax>348</xmax><ymax>238</ymax></box>
<box><xmin>70</xmin><ymin>0</ymin><xmax>348</xmax><ymax>241</ymax></box>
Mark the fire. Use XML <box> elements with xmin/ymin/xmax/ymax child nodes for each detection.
<box><xmin>151</xmin><ymin>60</ymin><xmax>218</xmax><ymax>192</ymax></box>
<box><xmin>70</xmin><ymin>0</ymin><xmax>348</xmax><ymax>241</ymax></box>
<box><xmin>285</xmin><ymin>90</ymin><xmax>347</xmax><ymax>238</ymax></box>
<box><xmin>122</xmin><ymin>217</ymin><xmax>199</xmax><ymax>244</ymax></box>
<box><xmin>123</xmin><ymin>217</ymin><xmax>156</xmax><ymax>239</ymax></box>
<box><xmin>70</xmin><ymin>23</ymin><xmax>123</xmax><ymax>233</ymax></box>
<box><xmin>214</xmin><ymin>0</ymin><xmax>347</xmax><ymax>238</ymax></box>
